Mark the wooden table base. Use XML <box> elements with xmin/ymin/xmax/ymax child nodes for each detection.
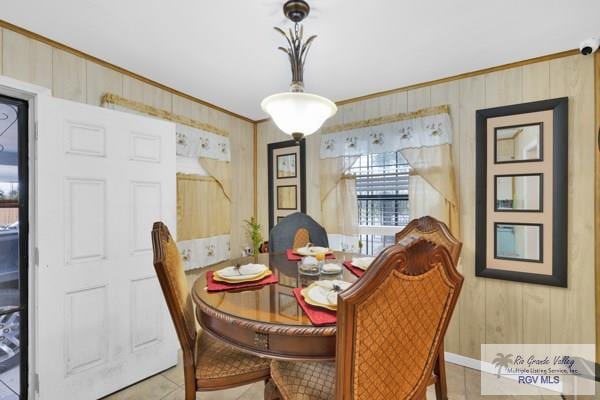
<box><xmin>195</xmin><ymin>304</ymin><xmax>336</xmax><ymax>361</ymax></box>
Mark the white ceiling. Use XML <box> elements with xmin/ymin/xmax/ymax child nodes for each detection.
<box><xmin>3</xmin><ymin>1</ymin><xmax>600</xmax><ymax>120</ymax></box>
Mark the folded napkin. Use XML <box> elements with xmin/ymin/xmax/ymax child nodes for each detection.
<box><xmin>293</xmin><ymin>288</ymin><xmax>336</xmax><ymax>326</ymax></box>
<box><xmin>343</xmin><ymin>261</ymin><xmax>365</xmax><ymax>277</ymax></box>
<box><xmin>352</xmin><ymin>257</ymin><xmax>375</xmax><ymax>269</ymax></box>
<box><xmin>312</xmin><ymin>280</ymin><xmax>351</xmax><ymax>305</ymax></box>
<box><xmin>286</xmin><ymin>249</ymin><xmax>336</xmax><ymax>261</ymax></box>
<box><xmin>206</xmin><ymin>271</ymin><xmax>278</xmax><ymax>292</ymax></box>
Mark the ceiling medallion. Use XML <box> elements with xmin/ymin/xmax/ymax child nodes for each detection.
<box><xmin>261</xmin><ymin>0</ymin><xmax>337</xmax><ymax>142</ymax></box>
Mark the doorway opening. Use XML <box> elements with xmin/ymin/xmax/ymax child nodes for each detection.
<box><xmin>0</xmin><ymin>94</ymin><xmax>28</xmax><ymax>399</ymax></box>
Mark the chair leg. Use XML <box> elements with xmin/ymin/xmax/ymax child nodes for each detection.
<box><xmin>434</xmin><ymin>346</ymin><xmax>448</xmax><ymax>400</ymax></box>
<box><xmin>183</xmin><ymin>361</ymin><xmax>197</xmax><ymax>400</ymax></box>
<box><xmin>264</xmin><ymin>378</ymin><xmax>283</xmax><ymax>400</ymax></box>
<box><xmin>184</xmin><ymin>385</ymin><xmax>196</xmax><ymax>400</ymax></box>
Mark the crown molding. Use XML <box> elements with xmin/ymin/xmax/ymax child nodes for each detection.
<box><xmin>0</xmin><ymin>20</ymin><xmax>579</xmax><ymax>128</ymax></box>
<box><xmin>256</xmin><ymin>48</ymin><xmax>579</xmax><ymax>125</ymax></box>
<box><xmin>0</xmin><ymin>19</ymin><xmax>255</xmax><ymax>123</ymax></box>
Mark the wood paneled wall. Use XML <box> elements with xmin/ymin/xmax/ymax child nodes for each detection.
<box><xmin>0</xmin><ymin>27</ymin><xmax>255</xmax><ymax>257</ymax></box>
<box><xmin>257</xmin><ymin>54</ymin><xmax>596</xmax><ymax>359</ymax></box>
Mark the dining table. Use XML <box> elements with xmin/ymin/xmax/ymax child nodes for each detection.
<box><xmin>191</xmin><ymin>251</ymin><xmax>359</xmax><ymax>361</ymax></box>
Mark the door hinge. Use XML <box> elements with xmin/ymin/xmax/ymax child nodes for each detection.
<box><xmin>34</xmin><ymin>120</ymin><xmax>39</xmax><ymax>141</ymax></box>
<box><xmin>34</xmin><ymin>372</ymin><xmax>39</xmax><ymax>393</ymax></box>
<box><xmin>34</xmin><ymin>247</ymin><xmax>39</xmax><ymax>266</ymax></box>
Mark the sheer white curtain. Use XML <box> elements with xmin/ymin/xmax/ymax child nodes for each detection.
<box><xmin>319</xmin><ymin>156</ymin><xmax>360</xmax><ymax>248</ymax></box>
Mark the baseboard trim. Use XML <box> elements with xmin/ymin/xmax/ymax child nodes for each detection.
<box><xmin>444</xmin><ymin>352</ymin><xmax>566</xmax><ymax>394</ymax></box>
<box><xmin>444</xmin><ymin>352</ymin><xmax>481</xmax><ymax>371</ymax></box>
<box><xmin>445</xmin><ymin>351</ymin><xmax>505</xmax><ymax>378</ymax></box>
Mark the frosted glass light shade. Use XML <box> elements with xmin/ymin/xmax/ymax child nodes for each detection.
<box><xmin>261</xmin><ymin>92</ymin><xmax>337</xmax><ymax>137</ymax></box>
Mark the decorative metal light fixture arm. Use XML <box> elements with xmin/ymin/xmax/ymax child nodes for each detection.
<box><xmin>274</xmin><ymin>23</ymin><xmax>317</xmax><ymax>90</ymax></box>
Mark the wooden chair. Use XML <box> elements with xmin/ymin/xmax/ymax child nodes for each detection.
<box><xmin>395</xmin><ymin>216</ymin><xmax>462</xmax><ymax>265</ymax></box>
<box><xmin>292</xmin><ymin>227</ymin><xmax>310</xmax><ymax>249</ymax></box>
<box><xmin>269</xmin><ymin>212</ymin><xmax>329</xmax><ymax>252</ymax></box>
<box><xmin>151</xmin><ymin>222</ymin><xmax>271</xmax><ymax>400</ymax></box>
<box><xmin>395</xmin><ymin>216</ymin><xmax>462</xmax><ymax>399</ymax></box>
<box><xmin>269</xmin><ymin>238</ymin><xmax>463</xmax><ymax>400</ymax></box>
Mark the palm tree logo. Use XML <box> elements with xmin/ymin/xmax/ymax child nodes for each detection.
<box><xmin>492</xmin><ymin>353</ymin><xmax>513</xmax><ymax>378</ymax></box>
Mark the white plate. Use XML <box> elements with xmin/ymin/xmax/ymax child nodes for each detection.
<box><xmin>305</xmin><ymin>280</ymin><xmax>352</xmax><ymax>306</ymax></box>
<box><xmin>215</xmin><ymin>263</ymin><xmax>267</xmax><ymax>281</ymax></box>
<box><xmin>321</xmin><ymin>263</ymin><xmax>343</xmax><ymax>274</ymax></box>
<box><xmin>352</xmin><ymin>257</ymin><xmax>375</xmax><ymax>270</ymax></box>
<box><xmin>295</xmin><ymin>246</ymin><xmax>331</xmax><ymax>256</ymax></box>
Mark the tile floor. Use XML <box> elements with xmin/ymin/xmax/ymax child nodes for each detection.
<box><xmin>104</xmin><ymin>359</ymin><xmax>599</xmax><ymax>399</ymax></box>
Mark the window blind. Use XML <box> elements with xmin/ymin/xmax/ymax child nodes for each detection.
<box><xmin>349</xmin><ymin>152</ymin><xmax>410</xmax><ymax>255</ymax></box>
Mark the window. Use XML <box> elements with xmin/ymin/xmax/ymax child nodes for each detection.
<box><xmin>350</xmin><ymin>152</ymin><xmax>410</xmax><ymax>255</ymax></box>
<box><xmin>0</xmin><ymin>182</ymin><xmax>19</xmax><ymax>205</ymax></box>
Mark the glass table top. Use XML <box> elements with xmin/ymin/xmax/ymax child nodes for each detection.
<box><xmin>192</xmin><ymin>252</ymin><xmax>358</xmax><ymax>327</ymax></box>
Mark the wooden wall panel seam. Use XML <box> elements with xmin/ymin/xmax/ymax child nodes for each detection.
<box><xmin>595</xmin><ymin>51</ymin><xmax>600</xmax><ymax>362</ymax></box>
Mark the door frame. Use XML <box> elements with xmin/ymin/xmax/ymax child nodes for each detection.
<box><xmin>0</xmin><ymin>93</ymin><xmax>29</xmax><ymax>399</ymax></box>
<box><xmin>267</xmin><ymin>139</ymin><xmax>307</xmax><ymax>233</ymax></box>
<box><xmin>0</xmin><ymin>75</ymin><xmax>50</xmax><ymax>400</ymax></box>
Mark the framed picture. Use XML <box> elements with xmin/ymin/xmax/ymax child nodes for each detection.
<box><xmin>277</xmin><ymin>153</ymin><xmax>297</xmax><ymax>178</ymax></box>
<box><xmin>475</xmin><ymin>97</ymin><xmax>568</xmax><ymax>287</ymax></box>
<box><xmin>277</xmin><ymin>185</ymin><xmax>297</xmax><ymax>210</ymax></box>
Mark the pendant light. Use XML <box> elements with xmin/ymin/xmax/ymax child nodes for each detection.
<box><xmin>261</xmin><ymin>0</ymin><xmax>337</xmax><ymax>142</ymax></box>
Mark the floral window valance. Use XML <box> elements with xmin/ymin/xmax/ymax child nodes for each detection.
<box><xmin>319</xmin><ymin>104</ymin><xmax>459</xmax><ymax>238</ymax></box>
<box><xmin>320</xmin><ymin>105</ymin><xmax>452</xmax><ymax>159</ymax></box>
<box><xmin>176</xmin><ymin>123</ymin><xmax>230</xmax><ymax>161</ymax></box>
<box><xmin>102</xmin><ymin>93</ymin><xmax>231</xmax><ymax>161</ymax></box>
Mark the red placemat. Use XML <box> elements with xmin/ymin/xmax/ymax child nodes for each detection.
<box><xmin>343</xmin><ymin>261</ymin><xmax>365</xmax><ymax>277</ymax></box>
<box><xmin>206</xmin><ymin>271</ymin><xmax>278</xmax><ymax>292</ymax></box>
<box><xmin>292</xmin><ymin>288</ymin><xmax>336</xmax><ymax>326</ymax></box>
<box><xmin>286</xmin><ymin>249</ymin><xmax>336</xmax><ymax>261</ymax></box>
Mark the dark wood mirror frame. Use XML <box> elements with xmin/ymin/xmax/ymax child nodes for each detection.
<box><xmin>267</xmin><ymin>139</ymin><xmax>307</xmax><ymax>233</ymax></box>
<box><xmin>475</xmin><ymin>97</ymin><xmax>568</xmax><ymax>287</ymax></box>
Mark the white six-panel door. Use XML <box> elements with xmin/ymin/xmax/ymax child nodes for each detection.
<box><xmin>36</xmin><ymin>96</ymin><xmax>177</xmax><ymax>399</ymax></box>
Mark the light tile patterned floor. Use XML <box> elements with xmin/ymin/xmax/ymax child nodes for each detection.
<box><xmin>103</xmin><ymin>360</ymin><xmax>598</xmax><ymax>399</ymax></box>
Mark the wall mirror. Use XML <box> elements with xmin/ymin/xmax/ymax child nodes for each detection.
<box><xmin>268</xmin><ymin>140</ymin><xmax>306</xmax><ymax>232</ymax></box>
<box><xmin>494</xmin><ymin>223</ymin><xmax>542</xmax><ymax>262</ymax></box>
<box><xmin>277</xmin><ymin>153</ymin><xmax>297</xmax><ymax>178</ymax></box>
<box><xmin>277</xmin><ymin>185</ymin><xmax>297</xmax><ymax>210</ymax></box>
<box><xmin>495</xmin><ymin>123</ymin><xmax>542</xmax><ymax>163</ymax></box>
<box><xmin>476</xmin><ymin>97</ymin><xmax>568</xmax><ymax>287</ymax></box>
<box><xmin>494</xmin><ymin>174</ymin><xmax>542</xmax><ymax>211</ymax></box>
